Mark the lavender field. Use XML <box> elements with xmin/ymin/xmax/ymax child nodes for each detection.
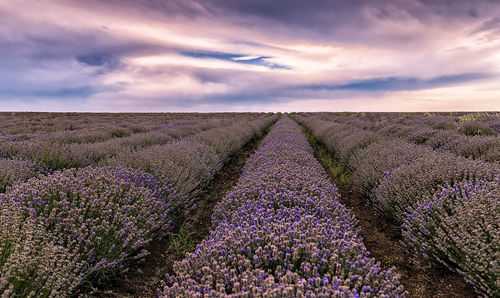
<box><xmin>0</xmin><ymin>112</ymin><xmax>498</xmax><ymax>297</ymax></box>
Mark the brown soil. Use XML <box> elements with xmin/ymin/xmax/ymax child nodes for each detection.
<box><xmin>92</xmin><ymin>128</ymin><xmax>270</xmax><ymax>297</ymax></box>
<box><xmin>302</xmin><ymin>126</ymin><xmax>477</xmax><ymax>298</ymax></box>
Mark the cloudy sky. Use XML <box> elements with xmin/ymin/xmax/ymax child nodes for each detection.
<box><xmin>1</xmin><ymin>0</ymin><xmax>500</xmax><ymax>112</ymax></box>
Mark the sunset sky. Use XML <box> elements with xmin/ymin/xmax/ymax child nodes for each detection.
<box><xmin>1</xmin><ymin>0</ymin><xmax>500</xmax><ymax>112</ymax></box>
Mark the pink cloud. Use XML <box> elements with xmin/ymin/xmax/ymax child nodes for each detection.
<box><xmin>0</xmin><ymin>0</ymin><xmax>499</xmax><ymax>111</ymax></box>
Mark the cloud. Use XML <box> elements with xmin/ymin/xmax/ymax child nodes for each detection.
<box><xmin>476</xmin><ymin>17</ymin><xmax>500</xmax><ymax>32</ymax></box>
<box><xmin>76</xmin><ymin>53</ymin><xmax>115</xmax><ymax>67</ymax></box>
<box><xmin>0</xmin><ymin>0</ymin><xmax>499</xmax><ymax>111</ymax></box>
<box><xmin>181</xmin><ymin>50</ymin><xmax>290</xmax><ymax>70</ymax></box>
<box><xmin>303</xmin><ymin>73</ymin><xmax>492</xmax><ymax>92</ymax></box>
<box><xmin>0</xmin><ymin>86</ymin><xmax>96</xmax><ymax>100</ymax></box>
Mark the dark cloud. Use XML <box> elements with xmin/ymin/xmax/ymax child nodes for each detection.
<box><xmin>473</xmin><ymin>16</ymin><xmax>500</xmax><ymax>34</ymax></box>
<box><xmin>187</xmin><ymin>0</ymin><xmax>494</xmax><ymax>44</ymax></box>
<box><xmin>469</xmin><ymin>16</ymin><xmax>500</xmax><ymax>43</ymax></box>
<box><xmin>0</xmin><ymin>10</ymin><xmax>168</xmax><ymax>67</ymax></box>
<box><xmin>159</xmin><ymin>72</ymin><xmax>495</xmax><ymax>108</ymax></box>
<box><xmin>82</xmin><ymin>0</ymin><xmax>494</xmax><ymax>23</ymax></box>
<box><xmin>0</xmin><ymin>86</ymin><xmax>97</xmax><ymax>100</ymax></box>
<box><xmin>81</xmin><ymin>0</ymin><xmax>210</xmax><ymax>18</ymax></box>
<box><xmin>31</xmin><ymin>86</ymin><xmax>97</xmax><ymax>99</ymax></box>
<box><xmin>303</xmin><ymin>73</ymin><xmax>491</xmax><ymax>92</ymax></box>
<box><xmin>467</xmin><ymin>8</ymin><xmax>479</xmax><ymax>18</ymax></box>
<box><xmin>62</xmin><ymin>0</ymin><xmax>491</xmax><ymax>45</ymax></box>
<box><xmin>77</xmin><ymin>53</ymin><xmax>114</xmax><ymax>66</ymax></box>
<box><xmin>182</xmin><ymin>51</ymin><xmax>241</xmax><ymax>60</ymax></box>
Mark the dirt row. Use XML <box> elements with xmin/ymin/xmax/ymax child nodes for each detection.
<box><xmin>299</xmin><ymin>124</ymin><xmax>476</xmax><ymax>298</ymax></box>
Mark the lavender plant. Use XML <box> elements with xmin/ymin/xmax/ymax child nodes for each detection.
<box><xmin>348</xmin><ymin>139</ymin><xmax>433</xmax><ymax>197</ymax></box>
<box><xmin>488</xmin><ymin>120</ymin><xmax>500</xmax><ymax>133</ymax></box>
<box><xmin>372</xmin><ymin>152</ymin><xmax>499</xmax><ymax>221</ymax></box>
<box><xmin>437</xmin><ymin>135</ymin><xmax>500</xmax><ymax>163</ymax></box>
<box><xmin>402</xmin><ymin>177</ymin><xmax>500</xmax><ymax>296</ymax></box>
<box><xmin>1</xmin><ymin>166</ymin><xmax>175</xmax><ymax>296</ymax></box>
<box><xmin>431</xmin><ymin>120</ymin><xmax>456</xmax><ymax>130</ymax></box>
<box><xmin>424</xmin><ymin>130</ymin><xmax>459</xmax><ymax>149</ymax></box>
<box><xmin>404</xmin><ymin>127</ymin><xmax>437</xmax><ymax>145</ymax></box>
<box><xmin>0</xmin><ymin>158</ymin><xmax>43</xmax><ymax>193</ymax></box>
<box><xmin>459</xmin><ymin>121</ymin><xmax>496</xmax><ymax>136</ymax></box>
<box><xmin>376</xmin><ymin>123</ymin><xmax>414</xmax><ymax>138</ymax></box>
<box><xmin>161</xmin><ymin>118</ymin><xmax>405</xmax><ymax>297</ymax></box>
<box><xmin>295</xmin><ymin>116</ymin><xmax>378</xmax><ymax>164</ymax></box>
<box><xmin>0</xmin><ymin>198</ymin><xmax>83</xmax><ymax>297</ymax></box>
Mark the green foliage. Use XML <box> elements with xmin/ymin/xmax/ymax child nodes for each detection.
<box><xmin>168</xmin><ymin>224</ymin><xmax>195</xmax><ymax>258</ymax></box>
<box><xmin>383</xmin><ymin>256</ymin><xmax>394</xmax><ymax>267</ymax></box>
<box><xmin>110</xmin><ymin>128</ymin><xmax>131</xmax><ymax>138</ymax></box>
<box><xmin>41</xmin><ymin>152</ymin><xmax>78</xmax><ymax>170</ymax></box>
<box><xmin>254</xmin><ymin>125</ymin><xmax>273</xmax><ymax>148</ymax></box>
<box><xmin>459</xmin><ymin>122</ymin><xmax>495</xmax><ymax>136</ymax></box>
<box><xmin>300</xmin><ymin>125</ymin><xmax>350</xmax><ymax>185</ymax></box>
<box><xmin>458</xmin><ymin>112</ymin><xmax>498</xmax><ymax>123</ymax></box>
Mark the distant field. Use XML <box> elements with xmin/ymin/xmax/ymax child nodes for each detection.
<box><xmin>0</xmin><ymin>112</ymin><xmax>498</xmax><ymax>297</ymax></box>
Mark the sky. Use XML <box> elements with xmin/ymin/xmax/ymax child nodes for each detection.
<box><xmin>1</xmin><ymin>0</ymin><xmax>500</xmax><ymax>112</ymax></box>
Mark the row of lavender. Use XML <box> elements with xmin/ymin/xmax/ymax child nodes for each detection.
<box><xmin>0</xmin><ymin>115</ymin><xmax>244</xmax><ymax>170</ymax></box>
<box><xmin>0</xmin><ymin>112</ymin><xmax>252</xmax><ymax>134</ymax></box>
<box><xmin>0</xmin><ymin>114</ymin><xmax>277</xmax><ymax>296</ymax></box>
<box><xmin>0</xmin><ymin>115</ymin><xmax>260</xmax><ymax>192</ymax></box>
<box><xmin>161</xmin><ymin>117</ymin><xmax>405</xmax><ymax>296</ymax></box>
<box><xmin>384</xmin><ymin>112</ymin><xmax>499</xmax><ymax>135</ymax></box>
<box><xmin>106</xmin><ymin>115</ymin><xmax>278</xmax><ymax>213</ymax></box>
<box><xmin>296</xmin><ymin>115</ymin><xmax>499</xmax><ymax>296</ymax></box>
<box><xmin>309</xmin><ymin>112</ymin><xmax>500</xmax><ymax>163</ymax></box>
<box><xmin>314</xmin><ymin>112</ymin><xmax>500</xmax><ymax>135</ymax></box>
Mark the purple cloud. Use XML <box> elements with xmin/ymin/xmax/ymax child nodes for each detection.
<box><xmin>0</xmin><ymin>0</ymin><xmax>499</xmax><ymax>111</ymax></box>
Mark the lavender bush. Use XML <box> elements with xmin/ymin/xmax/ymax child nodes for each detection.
<box><xmin>372</xmin><ymin>152</ymin><xmax>499</xmax><ymax>221</ymax></box>
<box><xmin>0</xmin><ymin>199</ymin><xmax>83</xmax><ymax>297</ymax></box>
<box><xmin>47</xmin><ymin>127</ymin><xmax>132</xmax><ymax>144</ymax></box>
<box><xmin>348</xmin><ymin>139</ymin><xmax>433</xmax><ymax>197</ymax></box>
<box><xmin>376</xmin><ymin>123</ymin><xmax>414</xmax><ymax>138</ymax></box>
<box><xmin>0</xmin><ymin>113</ymin><xmax>277</xmax><ymax>296</ymax></box>
<box><xmin>459</xmin><ymin>121</ymin><xmax>496</xmax><ymax>136</ymax></box>
<box><xmin>488</xmin><ymin>120</ymin><xmax>500</xmax><ymax>133</ymax></box>
<box><xmin>161</xmin><ymin>118</ymin><xmax>404</xmax><ymax>297</ymax></box>
<box><xmin>0</xmin><ymin>158</ymin><xmax>44</xmax><ymax>193</ymax></box>
<box><xmin>0</xmin><ymin>166</ymin><xmax>175</xmax><ymax>296</ymax></box>
<box><xmin>0</xmin><ymin>112</ymin><xmax>254</xmax><ymax>135</ymax></box>
<box><xmin>437</xmin><ymin>135</ymin><xmax>500</xmax><ymax>163</ymax></box>
<box><xmin>404</xmin><ymin>127</ymin><xmax>437</xmax><ymax>145</ymax></box>
<box><xmin>431</xmin><ymin>120</ymin><xmax>456</xmax><ymax>130</ymax></box>
<box><xmin>112</xmin><ymin>140</ymin><xmax>220</xmax><ymax>200</ymax></box>
<box><xmin>402</xmin><ymin>177</ymin><xmax>500</xmax><ymax>296</ymax></box>
<box><xmin>295</xmin><ymin>116</ymin><xmax>433</xmax><ymax>198</ymax></box>
<box><xmin>295</xmin><ymin>116</ymin><xmax>378</xmax><ymax>164</ymax></box>
<box><xmin>315</xmin><ymin>113</ymin><xmax>500</xmax><ymax>164</ymax></box>
<box><xmin>424</xmin><ymin>130</ymin><xmax>459</xmax><ymax>149</ymax></box>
